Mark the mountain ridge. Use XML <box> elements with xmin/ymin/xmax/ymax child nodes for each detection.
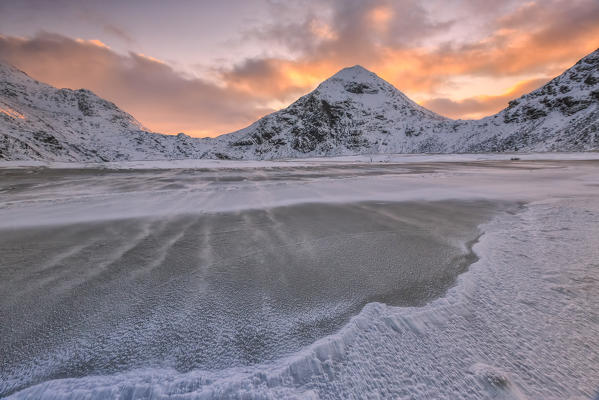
<box><xmin>1</xmin><ymin>48</ymin><xmax>598</xmax><ymax>161</ymax></box>
<box><xmin>0</xmin><ymin>62</ymin><xmax>212</xmax><ymax>161</ymax></box>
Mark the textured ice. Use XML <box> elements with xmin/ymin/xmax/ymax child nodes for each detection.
<box><xmin>4</xmin><ymin>198</ymin><xmax>599</xmax><ymax>399</ymax></box>
<box><xmin>1</xmin><ymin>159</ymin><xmax>599</xmax><ymax>399</ymax></box>
<box><xmin>0</xmin><ymin>200</ymin><xmax>502</xmax><ymax>396</ymax></box>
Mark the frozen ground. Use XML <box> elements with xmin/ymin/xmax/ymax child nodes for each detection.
<box><xmin>0</xmin><ymin>155</ymin><xmax>598</xmax><ymax>399</ymax></box>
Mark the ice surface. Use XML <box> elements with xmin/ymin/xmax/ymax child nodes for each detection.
<box><xmin>0</xmin><ymin>201</ymin><xmax>500</xmax><ymax>397</ymax></box>
<box><xmin>1</xmin><ymin>158</ymin><xmax>599</xmax><ymax>399</ymax></box>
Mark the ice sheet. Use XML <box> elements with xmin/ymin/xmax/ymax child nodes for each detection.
<box><xmin>6</xmin><ymin>197</ymin><xmax>598</xmax><ymax>400</ymax></box>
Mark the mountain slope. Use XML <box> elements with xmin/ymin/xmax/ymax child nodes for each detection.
<box><xmin>0</xmin><ymin>63</ymin><xmax>211</xmax><ymax>161</ymax></box>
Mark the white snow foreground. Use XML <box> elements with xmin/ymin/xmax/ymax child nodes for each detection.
<box><xmin>1</xmin><ymin>48</ymin><xmax>599</xmax><ymax>162</ymax></box>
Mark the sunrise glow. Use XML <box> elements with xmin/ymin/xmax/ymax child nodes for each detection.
<box><xmin>0</xmin><ymin>106</ymin><xmax>25</xmax><ymax>120</ymax></box>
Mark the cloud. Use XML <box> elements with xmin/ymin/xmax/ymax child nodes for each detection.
<box><xmin>247</xmin><ymin>0</ymin><xmax>452</xmax><ymax>63</ymax></box>
<box><xmin>102</xmin><ymin>24</ymin><xmax>135</xmax><ymax>44</ymax></box>
<box><xmin>222</xmin><ymin>0</ymin><xmax>599</xmax><ymax>106</ymax></box>
<box><xmin>78</xmin><ymin>9</ymin><xmax>136</xmax><ymax>45</ymax></box>
<box><xmin>402</xmin><ymin>0</ymin><xmax>599</xmax><ymax>78</ymax></box>
<box><xmin>422</xmin><ymin>78</ymin><xmax>549</xmax><ymax>119</ymax></box>
<box><xmin>221</xmin><ymin>0</ymin><xmax>455</xmax><ymax>100</ymax></box>
<box><xmin>0</xmin><ymin>32</ymin><xmax>273</xmax><ymax>136</ymax></box>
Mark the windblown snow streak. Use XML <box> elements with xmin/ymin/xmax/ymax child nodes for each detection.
<box><xmin>1</xmin><ymin>49</ymin><xmax>598</xmax><ymax>162</ymax></box>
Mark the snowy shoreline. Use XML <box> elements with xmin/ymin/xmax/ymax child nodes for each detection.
<box><xmin>1</xmin><ymin>151</ymin><xmax>599</xmax><ymax>170</ymax></box>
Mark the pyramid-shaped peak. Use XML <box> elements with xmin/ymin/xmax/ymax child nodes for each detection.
<box><xmin>330</xmin><ymin>65</ymin><xmax>379</xmax><ymax>82</ymax></box>
<box><xmin>314</xmin><ymin>64</ymin><xmax>398</xmax><ymax>98</ymax></box>
<box><xmin>340</xmin><ymin>65</ymin><xmax>371</xmax><ymax>73</ymax></box>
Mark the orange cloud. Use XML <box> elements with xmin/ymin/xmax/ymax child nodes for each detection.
<box><xmin>422</xmin><ymin>78</ymin><xmax>549</xmax><ymax>119</ymax></box>
<box><xmin>309</xmin><ymin>20</ymin><xmax>337</xmax><ymax>41</ymax></box>
<box><xmin>135</xmin><ymin>52</ymin><xmax>165</xmax><ymax>64</ymax></box>
<box><xmin>226</xmin><ymin>0</ymin><xmax>599</xmax><ymax>109</ymax></box>
<box><xmin>75</xmin><ymin>38</ymin><xmax>109</xmax><ymax>48</ymax></box>
<box><xmin>368</xmin><ymin>6</ymin><xmax>393</xmax><ymax>27</ymax></box>
<box><xmin>0</xmin><ymin>33</ymin><xmax>272</xmax><ymax>136</ymax></box>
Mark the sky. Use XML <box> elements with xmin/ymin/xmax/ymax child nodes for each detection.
<box><xmin>0</xmin><ymin>0</ymin><xmax>598</xmax><ymax>137</ymax></box>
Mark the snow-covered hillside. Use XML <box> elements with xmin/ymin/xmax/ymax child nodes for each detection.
<box><xmin>450</xmin><ymin>48</ymin><xmax>599</xmax><ymax>153</ymax></box>
<box><xmin>0</xmin><ymin>63</ymin><xmax>212</xmax><ymax>161</ymax></box>
<box><xmin>1</xmin><ymin>48</ymin><xmax>598</xmax><ymax>162</ymax></box>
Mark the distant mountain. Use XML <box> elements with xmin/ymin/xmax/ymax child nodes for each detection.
<box><xmin>0</xmin><ymin>63</ymin><xmax>210</xmax><ymax>161</ymax></box>
<box><xmin>1</xmin><ymin>49</ymin><xmax>598</xmax><ymax>162</ymax></box>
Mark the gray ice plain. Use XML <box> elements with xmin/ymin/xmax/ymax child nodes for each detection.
<box><xmin>0</xmin><ymin>153</ymin><xmax>598</xmax><ymax>399</ymax></box>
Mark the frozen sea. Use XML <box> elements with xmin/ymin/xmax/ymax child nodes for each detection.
<box><xmin>0</xmin><ymin>153</ymin><xmax>598</xmax><ymax>399</ymax></box>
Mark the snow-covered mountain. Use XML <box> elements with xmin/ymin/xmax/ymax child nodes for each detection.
<box><xmin>0</xmin><ymin>63</ymin><xmax>211</xmax><ymax>161</ymax></box>
<box><xmin>210</xmin><ymin>48</ymin><xmax>599</xmax><ymax>158</ymax></box>
<box><xmin>1</xmin><ymin>48</ymin><xmax>598</xmax><ymax>162</ymax></box>
<box><xmin>208</xmin><ymin>65</ymin><xmax>450</xmax><ymax>159</ymax></box>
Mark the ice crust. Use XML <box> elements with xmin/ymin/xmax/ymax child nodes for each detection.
<box><xmin>1</xmin><ymin>156</ymin><xmax>598</xmax><ymax>229</ymax></box>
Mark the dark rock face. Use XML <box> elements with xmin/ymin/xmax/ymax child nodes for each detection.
<box><xmin>344</xmin><ymin>82</ymin><xmax>379</xmax><ymax>94</ymax></box>
<box><xmin>287</xmin><ymin>95</ymin><xmax>366</xmax><ymax>153</ymax></box>
<box><xmin>75</xmin><ymin>90</ymin><xmax>95</xmax><ymax>116</ymax></box>
<box><xmin>224</xmin><ymin>84</ymin><xmax>374</xmax><ymax>157</ymax></box>
<box><xmin>544</xmin><ymin>96</ymin><xmax>592</xmax><ymax>116</ymax></box>
<box><xmin>33</xmin><ymin>131</ymin><xmax>62</xmax><ymax>148</ymax></box>
<box><xmin>0</xmin><ymin>134</ymin><xmax>41</xmax><ymax>160</ymax></box>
